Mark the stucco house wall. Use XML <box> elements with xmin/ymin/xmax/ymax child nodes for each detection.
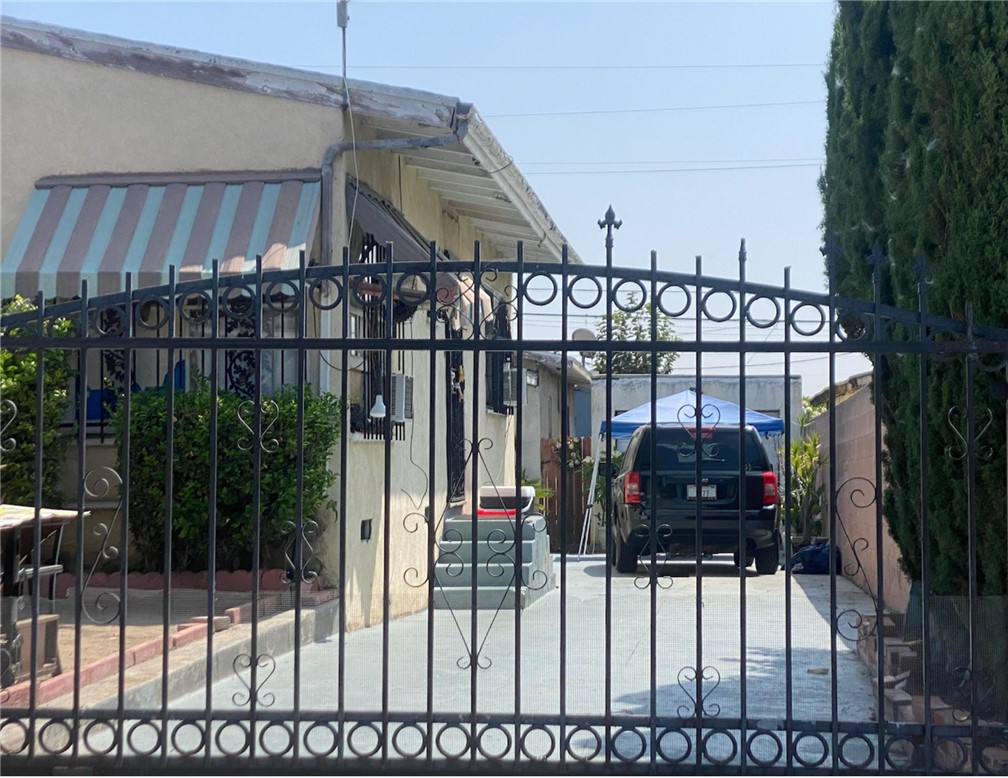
<box><xmin>1</xmin><ymin>31</ymin><xmax>518</xmax><ymax>631</ymax></box>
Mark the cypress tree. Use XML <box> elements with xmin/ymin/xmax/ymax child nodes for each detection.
<box><xmin>821</xmin><ymin>1</ymin><xmax>1008</xmax><ymax>600</ymax></box>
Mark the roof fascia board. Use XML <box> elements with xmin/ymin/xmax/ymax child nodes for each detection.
<box><xmin>1</xmin><ymin>16</ymin><xmax>459</xmax><ymax>128</ymax></box>
<box><xmin>460</xmin><ymin>110</ymin><xmax>580</xmax><ymax>265</ymax></box>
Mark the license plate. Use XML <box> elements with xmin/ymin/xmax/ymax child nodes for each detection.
<box><xmin>687</xmin><ymin>484</ymin><xmax>716</xmax><ymax>500</ymax></box>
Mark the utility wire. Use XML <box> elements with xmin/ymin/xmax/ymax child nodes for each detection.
<box><xmin>526</xmin><ymin>163</ymin><xmax>821</xmax><ymax>175</ymax></box>
<box><xmin>335</xmin><ymin>63</ymin><xmax>828</xmax><ymax>71</ymax></box>
<box><xmin>484</xmin><ymin>99</ymin><xmax>823</xmax><ymax>119</ymax></box>
<box><xmin>519</xmin><ymin>157</ymin><xmax>823</xmax><ymax>166</ymax></box>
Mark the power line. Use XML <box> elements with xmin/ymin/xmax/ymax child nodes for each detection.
<box><xmin>526</xmin><ymin>162</ymin><xmax>822</xmax><ymax>175</ymax></box>
<box><xmin>519</xmin><ymin>157</ymin><xmax>823</xmax><ymax>166</ymax></box>
<box><xmin>337</xmin><ymin>63</ymin><xmax>827</xmax><ymax>72</ymax></box>
<box><xmin>484</xmin><ymin>99</ymin><xmax>823</xmax><ymax>119</ymax></box>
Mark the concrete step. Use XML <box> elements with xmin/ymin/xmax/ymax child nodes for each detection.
<box><xmin>436</xmin><ymin>538</ymin><xmax>536</xmax><ymax>564</ymax></box>
<box><xmin>439</xmin><ymin>515</ymin><xmax>546</xmax><ymax>542</ymax></box>
<box><xmin>433</xmin><ymin>585</ymin><xmax>530</xmax><ymax>610</ymax></box>
<box><xmin>434</xmin><ymin>561</ymin><xmax>534</xmax><ymax>588</ymax></box>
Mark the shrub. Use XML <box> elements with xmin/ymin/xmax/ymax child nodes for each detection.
<box><xmin>114</xmin><ymin>378</ymin><xmax>341</xmax><ymax>572</ymax></box>
<box><xmin>0</xmin><ymin>296</ymin><xmax>74</xmax><ymax>505</ymax></box>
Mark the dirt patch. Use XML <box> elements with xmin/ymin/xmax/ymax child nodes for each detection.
<box><xmin>56</xmin><ymin>622</ymin><xmax>169</xmax><ymax>674</ymax></box>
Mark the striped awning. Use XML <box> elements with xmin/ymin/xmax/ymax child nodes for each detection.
<box><xmin>2</xmin><ymin>170</ymin><xmax>321</xmax><ymax>299</ymax></box>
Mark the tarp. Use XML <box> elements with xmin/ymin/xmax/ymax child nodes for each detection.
<box><xmin>600</xmin><ymin>388</ymin><xmax>785</xmax><ymax>438</ymax></box>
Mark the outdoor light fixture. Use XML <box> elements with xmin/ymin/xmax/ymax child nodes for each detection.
<box><xmin>369</xmin><ymin>393</ymin><xmax>386</xmax><ymax>419</ymax></box>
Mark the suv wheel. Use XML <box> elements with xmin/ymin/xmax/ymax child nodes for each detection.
<box><xmin>733</xmin><ymin>549</ymin><xmax>753</xmax><ymax>568</ymax></box>
<box><xmin>754</xmin><ymin>543</ymin><xmax>779</xmax><ymax>575</ymax></box>
<box><xmin>613</xmin><ymin>530</ymin><xmax>638</xmax><ymax>574</ymax></box>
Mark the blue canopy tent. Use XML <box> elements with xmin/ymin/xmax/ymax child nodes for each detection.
<box><xmin>601</xmin><ymin>388</ymin><xmax>784</xmax><ymax>438</ymax></box>
<box><xmin>579</xmin><ymin>389</ymin><xmax>784</xmax><ymax>556</ymax></box>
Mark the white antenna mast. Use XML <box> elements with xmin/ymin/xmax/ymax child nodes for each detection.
<box><xmin>337</xmin><ymin>0</ymin><xmax>350</xmax><ymax>80</ymax></box>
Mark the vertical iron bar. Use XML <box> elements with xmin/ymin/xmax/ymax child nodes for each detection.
<box><xmin>27</xmin><ymin>292</ymin><xmax>45</xmax><ymax>761</ymax></box>
<box><xmin>72</xmin><ymin>285</ymin><xmax>89</xmax><ymax>760</ymax></box>
<box><xmin>872</xmin><ymin>252</ymin><xmax>886</xmax><ymax>771</ymax></box>
<box><xmin>427</xmin><ymin>244</ymin><xmax>439</xmax><ymax>769</ymax></box>
<box><xmin>648</xmin><ymin>249</ymin><xmax>658</xmax><ymax>771</ymax></box>
<box><xmin>737</xmin><ymin>239</ymin><xmax>748</xmax><ymax>771</ymax></box>
<box><xmin>560</xmin><ymin>244</ymin><xmax>570</xmax><ymax>768</ymax></box>
<box><xmin>337</xmin><ymin>247</ymin><xmax>351</xmax><ymax>770</ymax></box>
<box><xmin>117</xmin><ymin>275</ymin><xmax>133</xmax><ymax>766</ymax></box>
<box><xmin>468</xmin><ymin>241</ymin><xmax>482</xmax><ymax>765</ymax></box>
<box><xmin>513</xmin><ymin>241</ymin><xmax>525</xmax><ymax>768</ymax></box>
<box><xmin>599</xmin><ymin>206</ymin><xmax>618</xmax><ymax>768</ymax></box>
<box><xmin>160</xmin><ymin>267</ymin><xmax>177</xmax><ymax>768</ymax></box>
<box><xmin>783</xmin><ymin>266</ymin><xmax>794</xmax><ymax>770</ymax></box>
<box><xmin>203</xmin><ymin>259</ymin><xmax>221</xmax><ymax>766</ymax></box>
<box><xmin>426</xmin><ymin>241</ymin><xmax>438</xmax><ymax>769</ymax></box>
<box><xmin>694</xmin><ymin>254</ymin><xmax>704</xmax><ymax>768</ymax></box>
<box><xmin>828</xmin><ymin>252</ymin><xmax>839</xmax><ymax>769</ymax></box>
<box><xmin>248</xmin><ymin>257</ymin><xmax>265</xmax><ymax>761</ymax></box>
<box><xmin>917</xmin><ymin>256</ymin><xmax>933</xmax><ymax>773</ymax></box>
<box><xmin>965</xmin><ymin>306</ymin><xmax>979</xmax><ymax>775</ymax></box>
<box><xmin>382</xmin><ymin>243</ymin><xmax>394</xmax><ymax>767</ymax></box>
<box><xmin>292</xmin><ymin>251</ymin><xmax>308</xmax><ymax>765</ymax></box>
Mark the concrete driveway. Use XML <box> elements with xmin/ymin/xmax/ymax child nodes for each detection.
<box><xmin>169</xmin><ymin>554</ymin><xmax>879</xmax><ymax>764</ymax></box>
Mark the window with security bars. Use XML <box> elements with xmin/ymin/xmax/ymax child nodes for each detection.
<box><xmin>484</xmin><ymin>298</ymin><xmax>515</xmax><ymax>415</ymax></box>
<box><xmin>349</xmin><ymin>233</ymin><xmax>407</xmax><ymax>441</ymax></box>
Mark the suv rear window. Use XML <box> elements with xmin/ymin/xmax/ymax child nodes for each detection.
<box><xmin>630</xmin><ymin>428</ymin><xmax>768</xmax><ymax>472</ymax></box>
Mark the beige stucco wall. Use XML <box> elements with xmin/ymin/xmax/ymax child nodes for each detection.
<box><xmin>808</xmin><ymin>385</ymin><xmax>911</xmax><ymax>613</ymax></box>
<box><xmin>3</xmin><ymin>44</ymin><xmax>517</xmax><ymax>630</ymax></box>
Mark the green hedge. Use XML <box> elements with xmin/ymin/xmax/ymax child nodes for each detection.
<box><xmin>0</xmin><ymin>296</ymin><xmax>74</xmax><ymax>506</ymax></box>
<box><xmin>114</xmin><ymin>379</ymin><xmax>341</xmax><ymax>572</ymax></box>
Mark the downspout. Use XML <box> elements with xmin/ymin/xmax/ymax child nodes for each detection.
<box><xmin>319</xmin><ymin>109</ymin><xmax>472</xmax><ymax>264</ymax></box>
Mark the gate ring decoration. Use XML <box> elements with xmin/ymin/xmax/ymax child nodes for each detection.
<box><xmin>791</xmin><ymin>731</ymin><xmax>829</xmax><ymax>769</ymax></box>
<box><xmin>788</xmin><ymin>301</ymin><xmax>827</xmax><ymax>338</ymax></box>
<box><xmin>838</xmin><ymin>732</ymin><xmax>875</xmax><ymax>770</ymax></box>
<box><xmin>137</xmin><ymin>295</ymin><xmax>170</xmax><ymax>330</ymax></box>
<box><xmin>565</xmin><ymin>274</ymin><xmax>604</xmax><ymax>310</ymax></box>
<box><xmin>980</xmin><ymin>736</ymin><xmax>1008</xmax><ymax>774</ymax></box>
<box><xmin>0</xmin><ymin>720</ymin><xmax>29</xmax><ymax>755</ymax></box>
<box><xmin>656</xmin><ymin>282</ymin><xmax>692</xmax><ymax>319</ymax></box>
<box><xmin>92</xmin><ymin>304</ymin><xmax>126</xmax><ymax>336</ymax></box>
<box><xmin>221</xmin><ymin>283</ymin><xmax>257</xmax><ymax>320</ymax></box>
<box><xmin>833</xmin><ymin>309</ymin><xmax>873</xmax><ymax>342</ymax></box>
<box><xmin>82</xmin><ymin>719</ymin><xmax>119</xmax><ymax>757</ymax></box>
<box><xmin>655</xmin><ymin>727</ymin><xmax>692</xmax><ymax>765</ymax></box>
<box><xmin>883</xmin><ymin>735</ymin><xmax>917</xmax><ymax>770</ymax></box>
<box><xmin>435</xmin><ymin>723</ymin><xmax>472</xmax><ymax>761</ymax></box>
<box><xmin>214</xmin><ymin>720</ymin><xmax>251</xmax><ymax>758</ymax></box>
<box><xmin>610</xmin><ymin>727</ymin><xmax>647</xmax><ymax>763</ymax></box>
<box><xmin>932</xmin><ymin>737</ymin><xmax>968</xmax><ymax>773</ymax></box>
<box><xmin>302</xmin><ymin>721</ymin><xmax>340</xmax><ymax>758</ymax></box>
<box><xmin>701</xmin><ymin>288</ymin><xmax>738</xmax><ymax>323</ymax></box>
<box><xmin>178</xmin><ymin>290</ymin><xmax>214</xmax><ymax>325</ymax></box>
<box><xmin>347</xmin><ymin>721</ymin><xmax>383</xmax><ymax>759</ymax></box>
<box><xmin>263</xmin><ymin>279</ymin><xmax>302</xmax><ymax>314</ymax></box>
<box><xmin>170</xmin><ymin>720</ymin><xmax>206</xmax><ymax>757</ymax></box>
<box><xmin>744</xmin><ymin>295</ymin><xmax>783</xmax><ymax>330</ymax></box>
<box><xmin>701</xmin><ymin>729</ymin><xmax>739</xmax><ymax>767</ymax></box>
<box><xmin>125</xmin><ymin>719</ymin><xmax>162</xmax><ymax>758</ymax></box>
<box><xmin>745</xmin><ymin>729</ymin><xmax>783</xmax><ymax>768</ymax></box>
<box><xmin>350</xmin><ymin>274</ymin><xmax>387</xmax><ymax>308</ymax></box>
<box><xmin>391</xmin><ymin>722</ymin><xmax>427</xmax><ymax>760</ymax></box>
<box><xmin>258</xmin><ymin>721</ymin><xmax>295</xmax><ymax>758</ymax></box>
<box><xmin>564</xmin><ymin>725</ymin><xmax>601</xmax><ymax>763</ymax></box>
<box><xmin>38</xmin><ymin>718</ymin><xmax>75</xmax><ymax>756</ymax></box>
<box><xmin>475</xmin><ymin>723</ymin><xmax>512</xmax><ymax>761</ymax></box>
<box><xmin>395</xmin><ymin>272</ymin><xmax>432</xmax><ymax>307</ymax></box>
<box><xmin>522</xmin><ymin>272</ymin><xmax>558</xmax><ymax>307</ymax></box>
<box><xmin>307</xmin><ymin>276</ymin><xmax>342</xmax><ymax>311</ymax></box>
<box><xmin>518</xmin><ymin>724</ymin><xmax>556</xmax><ymax>762</ymax></box>
<box><xmin>612</xmin><ymin>278</ymin><xmax>648</xmax><ymax>313</ymax></box>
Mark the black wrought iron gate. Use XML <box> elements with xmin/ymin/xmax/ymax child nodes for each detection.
<box><xmin>0</xmin><ymin>235</ymin><xmax>1006</xmax><ymax>774</ymax></box>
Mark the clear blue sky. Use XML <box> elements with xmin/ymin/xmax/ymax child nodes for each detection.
<box><xmin>2</xmin><ymin>1</ymin><xmax>869</xmax><ymax>394</ymax></box>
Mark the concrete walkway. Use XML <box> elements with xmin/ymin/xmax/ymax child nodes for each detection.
<box><xmin>163</xmin><ymin>555</ymin><xmax>878</xmax><ymax>764</ymax></box>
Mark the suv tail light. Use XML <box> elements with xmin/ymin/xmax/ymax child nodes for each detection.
<box><xmin>762</xmin><ymin>471</ymin><xmax>778</xmax><ymax>506</ymax></box>
<box><xmin>624</xmin><ymin>471</ymin><xmax>641</xmax><ymax>504</ymax></box>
